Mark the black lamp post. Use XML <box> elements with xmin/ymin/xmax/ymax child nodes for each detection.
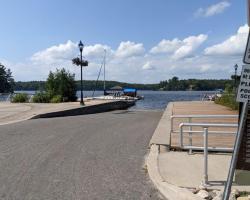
<box><xmin>234</xmin><ymin>64</ymin><xmax>238</xmax><ymax>96</ymax></box>
<box><xmin>78</xmin><ymin>40</ymin><xmax>84</xmax><ymax>105</ymax></box>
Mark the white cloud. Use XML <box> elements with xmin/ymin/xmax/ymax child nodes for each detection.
<box><xmin>200</xmin><ymin>64</ymin><xmax>212</xmax><ymax>72</ymax></box>
<box><xmin>150</xmin><ymin>38</ymin><xmax>182</xmax><ymax>54</ymax></box>
<box><xmin>204</xmin><ymin>24</ymin><xmax>248</xmax><ymax>56</ymax></box>
<box><xmin>31</xmin><ymin>40</ymin><xmax>113</xmax><ymax>65</ymax></box>
<box><xmin>195</xmin><ymin>1</ymin><xmax>230</xmax><ymax>17</ymax></box>
<box><xmin>142</xmin><ymin>62</ymin><xmax>155</xmax><ymax>70</ymax></box>
<box><xmin>4</xmin><ymin>25</ymin><xmax>246</xmax><ymax>83</ymax></box>
<box><xmin>150</xmin><ymin>34</ymin><xmax>207</xmax><ymax>60</ymax></box>
<box><xmin>115</xmin><ymin>41</ymin><xmax>145</xmax><ymax>58</ymax></box>
<box><xmin>83</xmin><ymin>44</ymin><xmax>113</xmax><ymax>59</ymax></box>
<box><xmin>31</xmin><ymin>40</ymin><xmax>77</xmax><ymax>64</ymax></box>
<box><xmin>172</xmin><ymin>34</ymin><xmax>207</xmax><ymax>60</ymax></box>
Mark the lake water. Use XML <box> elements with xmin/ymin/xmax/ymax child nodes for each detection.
<box><xmin>127</xmin><ymin>90</ymin><xmax>214</xmax><ymax>110</ymax></box>
<box><xmin>11</xmin><ymin>90</ymin><xmax>215</xmax><ymax>111</ymax></box>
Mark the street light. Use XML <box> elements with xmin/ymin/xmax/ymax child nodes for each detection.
<box><xmin>72</xmin><ymin>41</ymin><xmax>88</xmax><ymax>105</ymax></box>
<box><xmin>234</xmin><ymin>64</ymin><xmax>238</xmax><ymax>97</ymax></box>
<box><xmin>78</xmin><ymin>40</ymin><xmax>84</xmax><ymax>105</ymax></box>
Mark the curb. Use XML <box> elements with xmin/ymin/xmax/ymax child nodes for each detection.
<box><xmin>147</xmin><ymin>144</ymin><xmax>202</xmax><ymax>200</ymax></box>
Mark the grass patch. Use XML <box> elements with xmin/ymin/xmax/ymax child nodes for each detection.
<box><xmin>215</xmin><ymin>93</ymin><xmax>239</xmax><ymax>110</ymax></box>
<box><xmin>215</xmin><ymin>85</ymin><xmax>239</xmax><ymax>110</ymax></box>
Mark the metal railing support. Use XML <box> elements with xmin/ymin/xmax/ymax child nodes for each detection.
<box><xmin>171</xmin><ymin>116</ymin><xmax>174</xmax><ymax>133</ymax></box>
<box><xmin>188</xmin><ymin>117</ymin><xmax>193</xmax><ymax>154</ymax></box>
<box><xmin>203</xmin><ymin>127</ymin><xmax>209</xmax><ymax>186</ymax></box>
<box><xmin>180</xmin><ymin>125</ymin><xmax>184</xmax><ymax>148</ymax></box>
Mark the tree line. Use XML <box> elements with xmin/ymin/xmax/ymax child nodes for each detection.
<box><xmin>0</xmin><ymin>63</ymin><xmax>237</xmax><ymax>92</ymax></box>
<box><xmin>14</xmin><ymin>76</ymin><xmax>236</xmax><ymax>91</ymax></box>
<box><xmin>14</xmin><ymin>80</ymin><xmax>159</xmax><ymax>91</ymax></box>
<box><xmin>159</xmin><ymin>76</ymin><xmax>236</xmax><ymax>91</ymax></box>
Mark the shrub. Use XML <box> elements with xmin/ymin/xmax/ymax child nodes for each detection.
<box><xmin>32</xmin><ymin>92</ymin><xmax>50</xmax><ymax>103</ymax></box>
<box><xmin>215</xmin><ymin>85</ymin><xmax>239</xmax><ymax>110</ymax></box>
<box><xmin>24</xmin><ymin>68</ymin><xmax>77</xmax><ymax>104</ymax></box>
<box><xmin>50</xmin><ymin>95</ymin><xmax>62</xmax><ymax>103</ymax></box>
<box><xmin>11</xmin><ymin>93</ymin><xmax>28</xmax><ymax>103</ymax></box>
<box><xmin>46</xmin><ymin>68</ymin><xmax>77</xmax><ymax>102</ymax></box>
<box><xmin>215</xmin><ymin>94</ymin><xmax>239</xmax><ymax>110</ymax></box>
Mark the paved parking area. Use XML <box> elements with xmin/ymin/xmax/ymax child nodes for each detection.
<box><xmin>0</xmin><ymin>110</ymin><xmax>163</xmax><ymax>200</ymax></box>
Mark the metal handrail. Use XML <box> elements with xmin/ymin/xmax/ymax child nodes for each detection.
<box><xmin>178</xmin><ymin>122</ymin><xmax>238</xmax><ymax>186</ymax></box>
<box><xmin>170</xmin><ymin>115</ymin><xmax>238</xmax><ymax>186</ymax></box>
<box><xmin>171</xmin><ymin>114</ymin><xmax>238</xmax><ymax>133</ymax></box>
<box><xmin>179</xmin><ymin>122</ymin><xmax>238</xmax><ymax>150</ymax></box>
<box><xmin>171</xmin><ymin>114</ymin><xmax>238</xmax><ymax>154</ymax></box>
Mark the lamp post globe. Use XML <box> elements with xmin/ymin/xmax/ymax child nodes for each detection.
<box><xmin>78</xmin><ymin>40</ymin><xmax>83</xmax><ymax>52</ymax></box>
<box><xmin>78</xmin><ymin>40</ymin><xmax>84</xmax><ymax>105</ymax></box>
<box><xmin>234</xmin><ymin>64</ymin><xmax>238</xmax><ymax>72</ymax></box>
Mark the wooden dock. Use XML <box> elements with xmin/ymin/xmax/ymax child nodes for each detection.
<box><xmin>170</xmin><ymin>101</ymin><xmax>238</xmax><ymax>149</ymax></box>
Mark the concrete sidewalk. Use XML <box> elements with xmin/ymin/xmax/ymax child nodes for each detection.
<box><xmin>147</xmin><ymin>101</ymin><xmax>250</xmax><ymax>200</ymax></box>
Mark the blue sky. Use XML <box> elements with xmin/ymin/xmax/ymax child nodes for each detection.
<box><xmin>0</xmin><ymin>0</ymin><xmax>248</xmax><ymax>83</ymax></box>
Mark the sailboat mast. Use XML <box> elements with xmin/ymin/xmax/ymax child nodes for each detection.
<box><xmin>103</xmin><ymin>49</ymin><xmax>106</xmax><ymax>94</ymax></box>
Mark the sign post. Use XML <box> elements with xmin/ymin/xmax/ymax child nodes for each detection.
<box><xmin>243</xmin><ymin>0</ymin><xmax>250</xmax><ymax>64</ymax></box>
<box><xmin>223</xmin><ymin>2</ymin><xmax>250</xmax><ymax>199</ymax></box>
<box><xmin>222</xmin><ymin>102</ymin><xmax>248</xmax><ymax>200</ymax></box>
<box><xmin>243</xmin><ymin>31</ymin><xmax>250</xmax><ymax>64</ymax></box>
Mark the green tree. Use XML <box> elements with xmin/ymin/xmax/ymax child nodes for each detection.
<box><xmin>46</xmin><ymin>71</ymin><xmax>56</xmax><ymax>97</ymax></box>
<box><xmin>0</xmin><ymin>63</ymin><xmax>14</xmax><ymax>93</ymax></box>
<box><xmin>45</xmin><ymin>68</ymin><xmax>77</xmax><ymax>102</ymax></box>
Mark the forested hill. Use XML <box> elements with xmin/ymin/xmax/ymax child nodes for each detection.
<box><xmin>14</xmin><ymin>80</ymin><xmax>159</xmax><ymax>91</ymax></box>
<box><xmin>159</xmin><ymin>77</ymin><xmax>235</xmax><ymax>91</ymax></box>
<box><xmin>14</xmin><ymin>77</ymin><xmax>236</xmax><ymax>91</ymax></box>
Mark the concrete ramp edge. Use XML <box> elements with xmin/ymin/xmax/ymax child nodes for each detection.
<box><xmin>149</xmin><ymin>102</ymin><xmax>173</xmax><ymax>147</ymax></box>
<box><xmin>31</xmin><ymin>100</ymin><xmax>135</xmax><ymax>119</ymax></box>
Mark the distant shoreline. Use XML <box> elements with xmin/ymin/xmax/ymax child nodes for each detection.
<box><xmin>14</xmin><ymin>77</ymin><xmax>233</xmax><ymax>91</ymax></box>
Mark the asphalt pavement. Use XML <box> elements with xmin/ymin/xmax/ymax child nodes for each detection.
<box><xmin>0</xmin><ymin>110</ymin><xmax>163</xmax><ymax>200</ymax></box>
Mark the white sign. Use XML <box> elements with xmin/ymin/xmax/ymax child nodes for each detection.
<box><xmin>243</xmin><ymin>29</ymin><xmax>250</xmax><ymax>64</ymax></box>
<box><xmin>237</xmin><ymin>65</ymin><xmax>250</xmax><ymax>102</ymax></box>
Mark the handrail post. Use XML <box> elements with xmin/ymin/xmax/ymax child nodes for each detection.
<box><xmin>202</xmin><ymin>127</ymin><xmax>209</xmax><ymax>186</ymax></box>
<box><xmin>171</xmin><ymin>116</ymin><xmax>174</xmax><ymax>133</ymax></box>
<box><xmin>180</xmin><ymin>124</ymin><xmax>184</xmax><ymax>148</ymax></box>
<box><xmin>188</xmin><ymin>117</ymin><xmax>193</xmax><ymax>154</ymax></box>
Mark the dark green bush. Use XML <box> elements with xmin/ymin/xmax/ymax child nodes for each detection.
<box><xmin>11</xmin><ymin>93</ymin><xmax>28</xmax><ymax>103</ymax></box>
<box><xmin>46</xmin><ymin>68</ymin><xmax>77</xmax><ymax>102</ymax></box>
<box><xmin>32</xmin><ymin>92</ymin><xmax>50</xmax><ymax>103</ymax></box>
<box><xmin>50</xmin><ymin>95</ymin><xmax>62</xmax><ymax>103</ymax></box>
